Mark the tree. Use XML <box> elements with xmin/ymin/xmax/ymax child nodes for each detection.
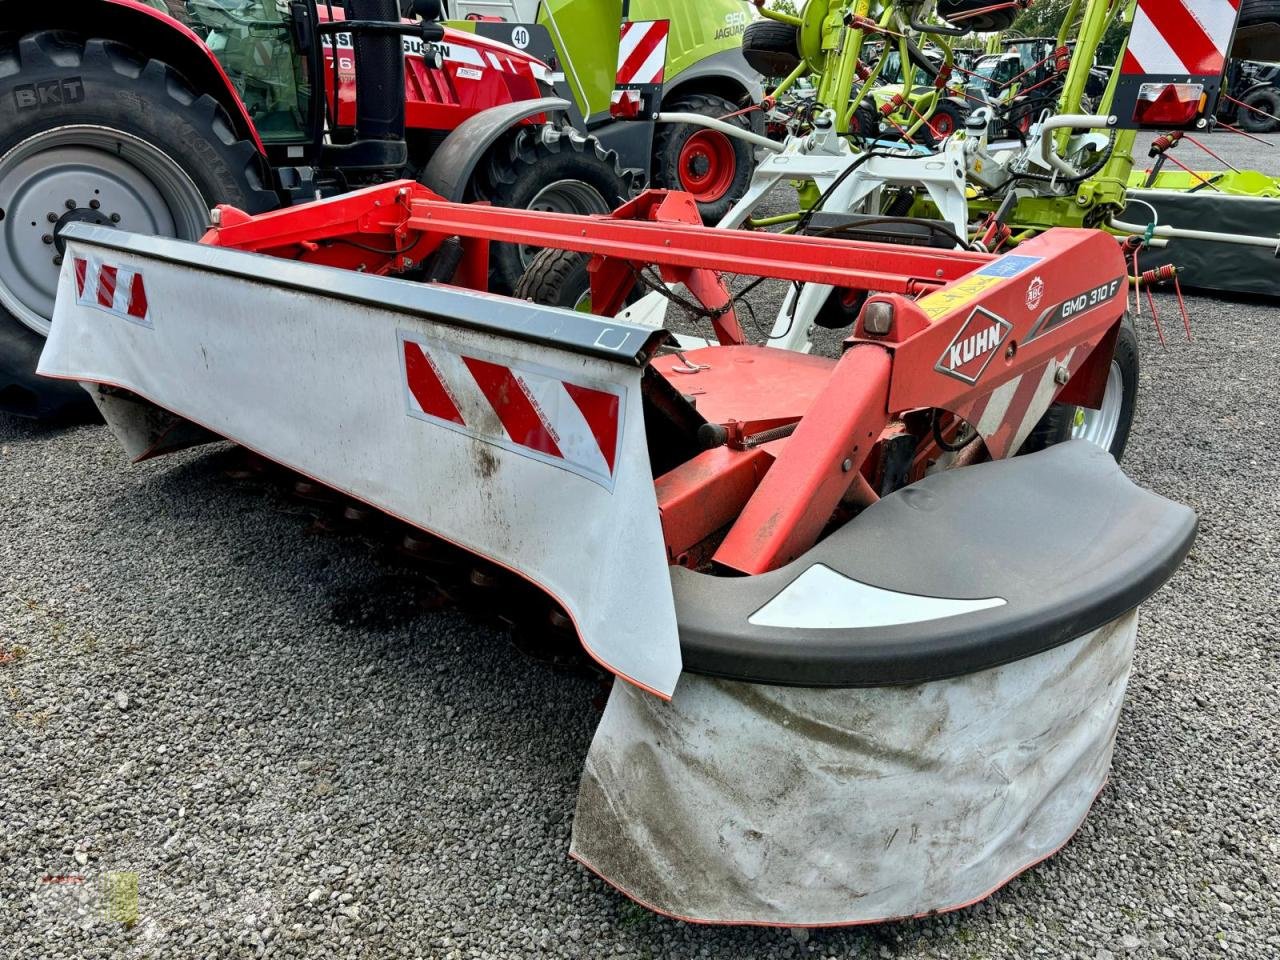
<box><xmin>1010</xmin><ymin>0</ymin><xmax>1128</xmax><ymax>65</ymax></box>
<box><xmin>1010</xmin><ymin>0</ymin><xmax>1074</xmax><ymax>37</ymax></box>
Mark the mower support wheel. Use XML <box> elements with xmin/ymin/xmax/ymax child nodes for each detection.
<box><xmin>513</xmin><ymin>247</ymin><xmax>639</xmax><ymax>315</ymax></box>
<box><xmin>513</xmin><ymin>248</ymin><xmax>597</xmax><ymax>313</ymax></box>
<box><xmin>1019</xmin><ymin>315</ymin><xmax>1139</xmax><ymax>463</ymax></box>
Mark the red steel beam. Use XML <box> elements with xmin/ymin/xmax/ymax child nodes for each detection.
<box><xmin>713</xmin><ymin>344</ymin><xmax>894</xmax><ymax>576</ymax></box>
<box><xmin>405</xmin><ymin>200</ymin><xmax>991</xmax><ymax>294</ymax></box>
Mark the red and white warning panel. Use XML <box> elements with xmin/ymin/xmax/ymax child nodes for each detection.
<box><xmin>401</xmin><ymin>334</ymin><xmax>622</xmax><ymax>490</ymax></box>
<box><xmin>72</xmin><ymin>255</ymin><xmax>151</xmax><ymax>326</ymax></box>
<box><xmin>611</xmin><ymin>20</ymin><xmax>669</xmax><ymax>119</ymax></box>
<box><xmin>1115</xmin><ymin>0</ymin><xmax>1242</xmax><ymax>128</ymax></box>
<box><xmin>41</xmin><ymin>230</ymin><xmax>683</xmax><ymax>699</ymax></box>
<box><xmin>616</xmin><ymin>19</ymin><xmax>669</xmax><ymax>86</ymax></box>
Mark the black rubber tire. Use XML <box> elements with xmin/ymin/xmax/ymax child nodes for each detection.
<box><xmin>0</xmin><ymin>30</ymin><xmax>275</xmax><ymax>419</ymax></box>
<box><xmin>1005</xmin><ymin>99</ymin><xmax>1038</xmax><ymax>138</ymax></box>
<box><xmin>741</xmin><ymin>20</ymin><xmax>802</xmax><ymax>79</ymax></box>
<box><xmin>1234</xmin><ymin>1</ymin><xmax>1280</xmax><ymax>57</ymax></box>
<box><xmin>513</xmin><ymin>248</ymin><xmax>594</xmax><ymax>311</ymax></box>
<box><xmin>923</xmin><ymin>100</ymin><xmax>965</xmax><ymax>144</ymax></box>
<box><xmin>1240</xmin><ymin>0</ymin><xmax>1280</xmax><ymax>28</ymax></box>
<box><xmin>1019</xmin><ymin>315</ymin><xmax>1139</xmax><ymax>463</ymax></box>
<box><xmin>814</xmin><ymin>288</ymin><xmax>868</xmax><ymax>330</ymax></box>
<box><xmin>1238</xmin><ymin>85</ymin><xmax>1280</xmax><ymax>132</ymax></box>
<box><xmin>849</xmin><ymin>100</ymin><xmax>880</xmax><ymax>141</ymax></box>
<box><xmin>482</xmin><ymin>124</ymin><xmax>633</xmax><ymax>296</ymax></box>
<box><xmin>513</xmin><ymin>247</ymin><xmax>638</xmax><ymax>314</ymax></box>
<box><xmin>651</xmin><ymin>93</ymin><xmax>754</xmax><ymax>225</ymax></box>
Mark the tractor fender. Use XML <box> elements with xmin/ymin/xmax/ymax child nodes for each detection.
<box><xmin>1</xmin><ymin>0</ymin><xmax>265</xmax><ymax>152</ymax></box>
<box><xmin>1240</xmin><ymin>80</ymin><xmax>1277</xmax><ymax>101</ymax></box>
<box><xmin>419</xmin><ymin>96</ymin><xmax>572</xmax><ymax>201</ymax></box>
<box><xmin>662</xmin><ymin>48</ymin><xmax>766</xmax><ymax>129</ymax></box>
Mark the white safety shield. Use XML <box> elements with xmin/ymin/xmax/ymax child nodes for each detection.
<box><xmin>571</xmin><ymin>612</ymin><xmax>1138</xmax><ymax>924</ymax></box>
<box><xmin>39</xmin><ymin>234</ymin><xmax>683</xmax><ymax>697</ymax></box>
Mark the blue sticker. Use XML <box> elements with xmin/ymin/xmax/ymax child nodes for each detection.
<box><xmin>975</xmin><ymin>255</ymin><xmax>1043</xmax><ymax>278</ymax></box>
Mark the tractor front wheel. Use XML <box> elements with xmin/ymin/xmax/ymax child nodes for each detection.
<box><xmin>652</xmin><ymin>94</ymin><xmax>754</xmax><ymax>225</ymax></box>
<box><xmin>924</xmin><ymin>100</ymin><xmax>964</xmax><ymax>144</ymax></box>
<box><xmin>0</xmin><ymin>30</ymin><xmax>274</xmax><ymax>419</ymax></box>
<box><xmin>482</xmin><ymin>125</ymin><xmax>633</xmax><ymax>296</ymax></box>
<box><xmin>1020</xmin><ymin>315</ymin><xmax>1139</xmax><ymax>463</ymax></box>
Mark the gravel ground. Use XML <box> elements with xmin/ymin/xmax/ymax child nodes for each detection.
<box><xmin>3</xmin><ymin>130</ymin><xmax>1280</xmax><ymax>959</ymax></box>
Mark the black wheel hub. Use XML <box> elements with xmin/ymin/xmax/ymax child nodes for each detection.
<box><xmin>52</xmin><ymin>205</ymin><xmax>116</xmax><ymax>255</ymax></box>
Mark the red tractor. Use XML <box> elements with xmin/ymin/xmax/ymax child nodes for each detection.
<box><xmin>0</xmin><ymin>0</ymin><xmax>634</xmax><ymax>418</ymax></box>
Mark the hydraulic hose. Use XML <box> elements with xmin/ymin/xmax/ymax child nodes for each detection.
<box><xmin>655</xmin><ymin>113</ymin><xmax>785</xmax><ymax>154</ymax></box>
<box><xmin>1109</xmin><ymin>213</ymin><xmax>1280</xmax><ymax>252</ymax></box>
<box><xmin>1037</xmin><ymin>114</ymin><xmax>1114</xmax><ymax>178</ymax></box>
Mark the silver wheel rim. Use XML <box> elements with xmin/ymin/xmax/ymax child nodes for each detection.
<box><xmin>520</xmin><ymin>179</ymin><xmax>610</xmax><ymax>269</ymax></box>
<box><xmin>0</xmin><ymin>125</ymin><xmax>209</xmax><ymax>336</ymax></box>
<box><xmin>1071</xmin><ymin>359</ymin><xmax>1124</xmax><ymax>451</ymax></box>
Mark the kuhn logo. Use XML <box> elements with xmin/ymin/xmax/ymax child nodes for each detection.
<box><xmin>935</xmin><ymin>307</ymin><xmax>1012</xmax><ymax>384</ymax></box>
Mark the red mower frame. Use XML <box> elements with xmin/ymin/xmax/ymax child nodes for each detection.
<box><xmin>201</xmin><ymin>182</ymin><xmax>1128</xmax><ymax>577</ymax></box>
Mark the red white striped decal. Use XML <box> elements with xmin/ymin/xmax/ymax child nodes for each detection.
<box><xmin>616</xmin><ymin>20</ymin><xmax>670</xmax><ymax>87</ymax></box>
<box><xmin>72</xmin><ymin>255</ymin><xmax>152</xmax><ymax>325</ymax></box>
<box><xmin>1122</xmin><ymin>0</ymin><xmax>1239</xmax><ymax>77</ymax></box>
<box><xmin>401</xmin><ymin>333</ymin><xmax>624</xmax><ymax>489</ymax></box>
<box><xmin>961</xmin><ymin>349</ymin><xmax>1079</xmax><ymax>458</ymax></box>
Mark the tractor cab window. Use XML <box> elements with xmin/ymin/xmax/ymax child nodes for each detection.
<box><xmin>878</xmin><ymin>50</ymin><xmax>904</xmax><ymax>85</ymax></box>
<box><xmin>976</xmin><ymin>54</ymin><xmax>1020</xmax><ymax>88</ymax></box>
<box><xmin>156</xmin><ymin>1</ymin><xmax>312</xmax><ymax>143</ymax></box>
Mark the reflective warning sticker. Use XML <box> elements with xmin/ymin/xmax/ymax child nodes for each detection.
<box><xmin>920</xmin><ymin>254</ymin><xmax>1044</xmax><ymax>320</ymax></box>
<box><xmin>399</xmin><ymin>331</ymin><xmax>624</xmax><ymax>491</ymax></box>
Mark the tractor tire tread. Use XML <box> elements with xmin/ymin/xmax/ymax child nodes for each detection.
<box><xmin>651</xmin><ymin>92</ymin><xmax>753</xmax><ymax>224</ymax></box>
<box><xmin>741</xmin><ymin>20</ymin><xmax>802</xmax><ymax>78</ymax></box>
<box><xmin>0</xmin><ymin>29</ymin><xmax>275</xmax><ymax>418</ymax></box>
<box><xmin>479</xmin><ymin>124</ymin><xmax>635</xmax><ymax>295</ymax></box>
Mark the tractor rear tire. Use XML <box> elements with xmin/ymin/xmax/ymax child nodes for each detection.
<box><xmin>1238</xmin><ymin>85</ymin><xmax>1280</xmax><ymax>132</ymax></box>
<box><xmin>741</xmin><ymin>20</ymin><xmax>802</xmax><ymax>79</ymax></box>
<box><xmin>652</xmin><ymin>93</ymin><xmax>754</xmax><ymax>225</ymax></box>
<box><xmin>1019</xmin><ymin>315</ymin><xmax>1139</xmax><ymax>463</ymax></box>
<box><xmin>483</xmin><ymin>124</ymin><xmax>633</xmax><ymax>296</ymax></box>
<box><xmin>0</xmin><ymin>30</ymin><xmax>275</xmax><ymax>419</ymax></box>
<box><xmin>1240</xmin><ymin>0</ymin><xmax>1280</xmax><ymax>27</ymax></box>
<box><xmin>1236</xmin><ymin>1</ymin><xmax>1280</xmax><ymax>58</ymax></box>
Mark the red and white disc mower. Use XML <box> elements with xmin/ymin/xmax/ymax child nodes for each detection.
<box><xmin>37</xmin><ymin>177</ymin><xmax>1195</xmax><ymax>924</ymax></box>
